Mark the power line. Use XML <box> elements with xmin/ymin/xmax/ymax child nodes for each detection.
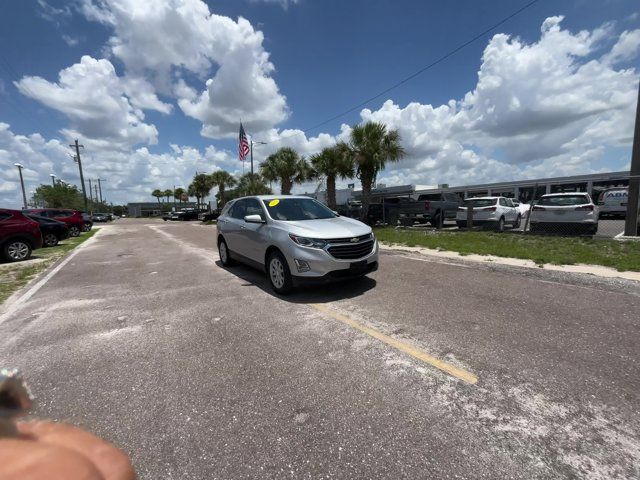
<box><xmin>265</xmin><ymin>0</ymin><xmax>542</xmax><ymax>145</ymax></box>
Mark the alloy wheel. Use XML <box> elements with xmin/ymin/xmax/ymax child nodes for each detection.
<box><xmin>8</xmin><ymin>241</ymin><xmax>30</xmax><ymax>260</ymax></box>
<box><xmin>44</xmin><ymin>234</ymin><xmax>58</xmax><ymax>247</ymax></box>
<box><xmin>269</xmin><ymin>257</ymin><xmax>285</xmax><ymax>289</ymax></box>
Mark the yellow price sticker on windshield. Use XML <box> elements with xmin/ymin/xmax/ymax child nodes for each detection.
<box><xmin>268</xmin><ymin>199</ymin><xmax>280</xmax><ymax>207</ymax></box>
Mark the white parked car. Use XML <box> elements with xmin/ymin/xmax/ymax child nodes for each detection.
<box><xmin>512</xmin><ymin>200</ymin><xmax>531</xmax><ymax>218</ymax></box>
<box><xmin>529</xmin><ymin>192</ymin><xmax>599</xmax><ymax>235</ymax></box>
<box><xmin>456</xmin><ymin>196</ymin><xmax>521</xmax><ymax>232</ymax></box>
<box><xmin>597</xmin><ymin>187</ymin><xmax>628</xmax><ymax>218</ymax></box>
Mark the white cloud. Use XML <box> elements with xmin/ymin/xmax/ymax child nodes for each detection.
<box><xmin>0</xmin><ymin>122</ymin><xmax>238</xmax><ymax>209</ymax></box>
<box><xmin>249</xmin><ymin>0</ymin><xmax>300</xmax><ymax>10</ymax></box>
<box><xmin>61</xmin><ymin>34</ymin><xmax>80</xmax><ymax>46</ymax></box>
<box><xmin>603</xmin><ymin>29</ymin><xmax>640</xmax><ymax>65</ymax></box>
<box><xmin>352</xmin><ymin>17</ymin><xmax>638</xmax><ymax>188</ymax></box>
<box><xmin>15</xmin><ymin>56</ymin><xmax>159</xmax><ymax>150</ymax></box>
<box><xmin>79</xmin><ymin>0</ymin><xmax>289</xmax><ymax>138</ymax></box>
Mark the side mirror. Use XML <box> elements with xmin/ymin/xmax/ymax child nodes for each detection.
<box><xmin>244</xmin><ymin>214</ymin><xmax>265</xmax><ymax>224</ymax></box>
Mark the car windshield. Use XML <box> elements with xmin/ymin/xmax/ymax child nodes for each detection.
<box><xmin>263</xmin><ymin>198</ymin><xmax>336</xmax><ymax>221</ymax></box>
<box><xmin>538</xmin><ymin>195</ymin><xmax>589</xmax><ymax>206</ymax></box>
<box><xmin>463</xmin><ymin>198</ymin><xmax>497</xmax><ymax>207</ymax></box>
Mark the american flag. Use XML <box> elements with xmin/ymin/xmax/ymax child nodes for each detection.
<box><xmin>238</xmin><ymin>123</ymin><xmax>250</xmax><ymax>161</ymax></box>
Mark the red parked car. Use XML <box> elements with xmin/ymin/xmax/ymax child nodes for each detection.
<box><xmin>0</xmin><ymin>209</ymin><xmax>43</xmax><ymax>262</ymax></box>
<box><xmin>24</xmin><ymin>208</ymin><xmax>85</xmax><ymax>237</ymax></box>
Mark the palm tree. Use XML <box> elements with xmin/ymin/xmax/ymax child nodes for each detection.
<box><xmin>152</xmin><ymin>189</ymin><xmax>163</xmax><ymax>203</ymax></box>
<box><xmin>188</xmin><ymin>173</ymin><xmax>213</xmax><ymax>208</ymax></box>
<box><xmin>209</xmin><ymin>170</ymin><xmax>237</xmax><ymax>207</ymax></box>
<box><xmin>237</xmin><ymin>173</ymin><xmax>272</xmax><ymax>196</ymax></box>
<box><xmin>163</xmin><ymin>189</ymin><xmax>173</xmax><ymax>203</ymax></box>
<box><xmin>260</xmin><ymin>147</ymin><xmax>313</xmax><ymax>195</ymax></box>
<box><xmin>348</xmin><ymin>121</ymin><xmax>405</xmax><ymax>221</ymax></box>
<box><xmin>174</xmin><ymin>187</ymin><xmax>185</xmax><ymax>205</ymax></box>
<box><xmin>310</xmin><ymin>143</ymin><xmax>354</xmax><ymax>210</ymax></box>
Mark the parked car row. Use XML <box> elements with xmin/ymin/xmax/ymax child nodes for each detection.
<box><xmin>162</xmin><ymin>208</ymin><xmax>218</xmax><ymax>221</ymax></box>
<box><xmin>337</xmin><ymin>190</ymin><xmax>603</xmax><ymax>235</ymax></box>
<box><xmin>0</xmin><ymin>208</ymin><xmax>94</xmax><ymax>262</ymax></box>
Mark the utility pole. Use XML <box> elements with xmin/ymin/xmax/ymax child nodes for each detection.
<box><xmin>50</xmin><ymin>174</ymin><xmax>56</xmax><ymax>186</ymax></box>
<box><xmin>97</xmin><ymin>178</ymin><xmax>105</xmax><ymax>204</ymax></box>
<box><xmin>94</xmin><ymin>184</ymin><xmax>99</xmax><ymax>204</ymax></box>
<box><xmin>624</xmin><ymin>80</ymin><xmax>640</xmax><ymax>237</ymax></box>
<box><xmin>70</xmin><ymin>140</ymin><xmax>88</xmax><ymax>211</ymax></box>
<box><xmin>14</xmin><ymin>163</ymin><xmax>27</xmax><ymax>209</ymax></box>
<box><xmin>88</xmin><ymin>179</ymin><xmax>93</xmax><ymax>204</ymax></box>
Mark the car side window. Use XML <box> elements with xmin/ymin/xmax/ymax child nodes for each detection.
<box><xmin>230</xmin><ymin>200</ymin><xmax>247</xmax><ymax>219</ymax></box>
<box><xmin>499</xmin><ymin>198</ymin><xmax>508</xmax><ymax>207</ymax></box>
<box><xmin>245</xmin><ymin>199</ymin><xmax>264</xmax><ymax>218</ymax></box>
<box><xmin>505</xmin><ymin>199</ymin><xmax>514</xmax><ymax>207</ymax></box>
<box><xmin>220</xmin><ymin>202</ymin><xmax>233</xmax><ymax>217</ymax></box>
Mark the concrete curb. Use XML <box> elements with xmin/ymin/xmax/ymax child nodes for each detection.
<box><xmin>380</xmin><ymin>243</ymin><xmax>640</xmax><ymax>283</ymax></box>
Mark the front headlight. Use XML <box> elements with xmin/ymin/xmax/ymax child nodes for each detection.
<box><xmin>289</xmin><ymin>234</ymin><xmax>327</xmax><ymax>249</ymax></box>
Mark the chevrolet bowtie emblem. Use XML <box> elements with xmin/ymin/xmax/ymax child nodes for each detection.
<box><xmin>350</xmin><ymin>237</ymin><xmax>359</xmax><ymax>243</ymax></box>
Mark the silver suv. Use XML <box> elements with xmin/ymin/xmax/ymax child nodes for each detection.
<box><xmin>216</xmin><ymin>195</ymin><xmax>378</xmax><ymax>294</ymax></box>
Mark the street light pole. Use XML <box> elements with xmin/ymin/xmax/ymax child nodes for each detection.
<box><xmin>14</xmin><ymin>163</ymin><xmax>27</xmax><ymax>209</ymax></box>
<box><xmin>249</xmin><ymin>139</ymin><xmax>267</xmax><ymax>195</ymax></box>
<box><xmin>97</xmin><ymin>178</ymin><xmax>105</xmax><ymax>204</ymax></box>
<box><xmin>70</xmin><ymin>140</ymin><xmax>88</xmax><ymax>211</ymax></box>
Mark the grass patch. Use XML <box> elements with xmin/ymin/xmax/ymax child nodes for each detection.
<box><xmin>374</xmin><ymin>228</ymin><xmax>640</xmax><ymax>272</ymax></box>
<box><xmin>0</xmin><ymin>229</ymin><xmax>98</xmax><ymax>305</ymax></box>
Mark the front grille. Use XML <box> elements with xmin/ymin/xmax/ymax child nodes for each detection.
<box><xmin>325</xmin><ymin>233</ymin><xmax>371</xmax><ymax>244</ymax></box>
<box><xmin>327</xmin><ymin>239</ymin><xmax>375</xmax><ymax>259</ymax></box>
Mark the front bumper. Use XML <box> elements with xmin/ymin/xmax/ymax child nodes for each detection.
<box><xmin>284</xmin><ymin>239</ymin><xmax>379</xmax><ymax>284</ymax></box>
<box><xmin>293</xmin><ymin>261</ymin><xmax>378</xmax><ymax>286</ymax></box>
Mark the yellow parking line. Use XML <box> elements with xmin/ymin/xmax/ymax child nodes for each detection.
<box><xmin>309</xmin><ymin>303</ymin><xmax>478</xmax><ymax>385</ymax></box>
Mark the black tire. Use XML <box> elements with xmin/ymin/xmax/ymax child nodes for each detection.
<box><xmin>513</xmin><ymin>215</ymin><xmax>521</xmax><ymax>229</ymax></box>
<box><xmin>456</xmin><ymin>221</ymin><xmax>466</xmax><ymax>229</ymax></box>
<box><xmin>496</xmin><ymin>217</ymin><xmax>505</xmax><ymax>232</ymax></box>
<box><xmin>43</xmin><ymin>233</ymin><xmax>59</xmax><ymax>247</ymax></box>
<box><xmin>3</xmin><ymin>239</ymin><xmax>32</xmax><ymax>262</ymax></box>
<box><xmin>218</xmin><ymin>238</ymin><xmax>236</xmax><ymax>266</ymax></box>
<box><xmin>69</xmin><ymin>225</ymin><xmax>81</xmax><ymax>237</ymax></box>
<box><xmin>267</xmin><ymin>250</ymin><xmax>293</xmax><ymax>295</ymax></box>
<box><xmin>82</xmin><ymin>222</ymin><xmax>92</xmax><ymax>232</ymax></box>
<box><xmin>431</xmin><ymin>212</ymin><xmax>442</xmax><ymax>229</ymax></box>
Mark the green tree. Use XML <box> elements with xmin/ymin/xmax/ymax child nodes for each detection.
<box><xmin>236</xmin><ymin>173</ymin><xmax>272</xmax><ymax>196</ymax></box>
<box><xmin>35</xmin><ymin>183</ymin><xmax>84</xmax><ymax>209</ymax></box>
<box><xmin>209</xmin><ymin>170</ymin><xmax>237</xmax><ymax>207</ymax></box>
<box><xmin>188</xmin><ymin>173</ymin><xmax>214</xmax><ymax>208</ymax></box>
<box><xmin>347</xmin><ymin>121</ymin><xmax>405</xmax><ymax>220</ymax></box>
<box><xmin>260</xmin><ymin>147</ymin><xmax>313</xmax><ymax>195</ymax></box>
<box><xmin>163</xmin><ymin>189</ymin><xmax>173</xmax><ymax>203</ymax></box>
<box><xmin>152</xmin><ymin>189</ymin><xmax>164</xmax><ymax>203</ymax></box>
<box><xmin>174</xmin><ymin>187</ymin><xmax>185</xmax><ymax>205</ymax></box>
<box><xmin>309</xmin><ymin>143</ymin><xmax>354</xmax><ymax>210</ymax></box>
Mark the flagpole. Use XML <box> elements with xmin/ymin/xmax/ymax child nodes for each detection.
<box><xmin>250</xmin><ymin>140</ymin><xmax>254</xmax><ymax>176</ymax></box>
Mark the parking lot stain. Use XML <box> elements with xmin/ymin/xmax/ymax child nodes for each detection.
<box><xmin>309</xmin><ymin>303</ymin><xmax>478</xmax><ymax>385</ymax></box>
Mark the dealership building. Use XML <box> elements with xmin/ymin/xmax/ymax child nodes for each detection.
<box><xmin>318</xmin><ymin>171</ymin><xmax>631</xmax><ymax>205</ymax></box>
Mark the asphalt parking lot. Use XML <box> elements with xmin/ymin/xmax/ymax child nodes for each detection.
<box><xmin>1</xmin><ymin>219</ymin><xmax>639</xmax><ymax>479</ymax></box>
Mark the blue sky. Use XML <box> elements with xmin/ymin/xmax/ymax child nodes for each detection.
<box><xmin>0</xmin><ymin>0</ymin><xmax>639</xmax><ymax>207</ymax></box>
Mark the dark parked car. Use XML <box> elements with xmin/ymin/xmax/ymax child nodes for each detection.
<box><xmin>25</xmin><ymin>214</ymin><xmax>70</xmax><ymax>247</ymax></box>
<box><xmin>198</xmin><ymin>209</ymin><xmax>221</xmax><ymax>221</ymax></box>
<box><xmin>24</xmin><ymin>209</ymin><xmax>85</xmax><ymax>237</ymax></box>
<box><xmin>0</xmin><ymin>209</ymin><xmax>43</xmax><ymax>262</ymax></box>
<box><xmin>91</xmin><ymin>212</ymin><xmax>109</xmax><ymax>222</ymax></box>
<box><xmin>172</xmin><ymin>208</ymin><xmax>208</xmax><ymax>221</ymax></box>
